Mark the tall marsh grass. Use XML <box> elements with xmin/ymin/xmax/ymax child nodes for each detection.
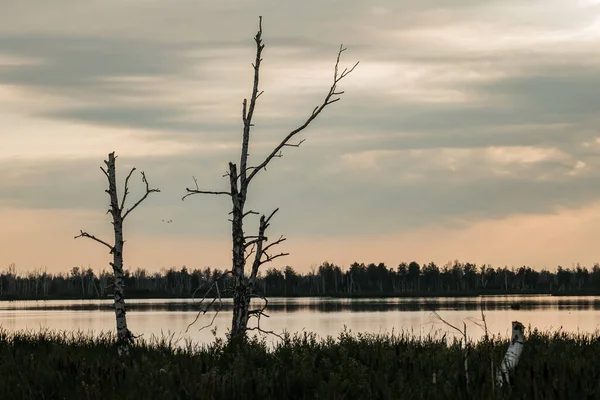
<box><xmin>0</xmin><ymin>327</ymin><xmax>598</xmax><ymax>399</ymax></box>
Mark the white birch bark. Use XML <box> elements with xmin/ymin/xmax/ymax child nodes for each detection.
<box><xmin>496</xmin><ymin>321</ymin><xmax>525</xmax><ymax>387</ymax></box>
<box><xmin>76</xmin><ymin>152</ymin><xmax>159</xmax><ymax>356</ymax></box>
<box><xmin>106</xmin><ymin>155</ymin><xmax>130</xmax><ymax>355</ymax></box>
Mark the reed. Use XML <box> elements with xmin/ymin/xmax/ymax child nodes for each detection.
<box><xmin>0</xmin><ymin>327</ymin><xmax>597</xmax><ymax>399</ymax></box>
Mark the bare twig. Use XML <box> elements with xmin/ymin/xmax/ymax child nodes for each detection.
<box><xmin>248</xmin><ymin>209</ymin><xmax>288</xmax><ymax>284</ymax></box>
<box><xmin>244</xmin><ymin>45</ymin><xmax>358</xmax><ymax>187</ymax></box>
<box><xmin>182</xmin><ymin>176</ymin><xmax>230</xmax><ymax>201</ymax></box>
<box><xmin>122</xmin><ymin>172</ymin><xmax>160</xmax><ymax>220</ymax></box>
<box><xmin>74</xmin><ymin>230</ymin><xmax>113</xmax><ymax>252</ymax></box>
<box><xmin>243</xmin><ymin>210</ymin><xmax>259</xmax><ymax>218</ymax></box>
<box><xmin>430</xmin><ymin>308</ymin><xmax>464</xmax><ymax>337</ymax></box>
<box><xmin>186</xmin><ymin>271</ymin><xmax>233</xmax><ymax>333</ymax></box>
<box><xmin>283</xmin><ymin>138</ymin><xmax>306</xmax><ymax>148</ymax></box>
<box><xmin>120</xmin><ymin>167</ymin><xmax>136</xmax><ymax>212</ymax></box>
<box><xmin>246</xmin><ymin>293</ymin><xmax>284</xmax><ymax>340</ymax></box>
<box><xmin>100</xmin><ymin>166</ymin><xmax>110</xmax><ymax>181</ymax></box>
<box><xmin>481</xmin><ymin>306</ymin><xmax>489</xmax><ymax>339</ymax></box>
<box><xmin>244</xmin><ymin>243</ymin><xmax>256</xmax><ymax>263</ymax></box>
<box><xmin>259</xmin><ymin>251</ymin><xmax>289</xmax><ymax>266</ymax></box>
<box><xmin>262</xmin><ymin>235</ymin><xmax>287</xmax><ymax>254</ymax></box>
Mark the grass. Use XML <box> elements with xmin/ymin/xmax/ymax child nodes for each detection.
<box><xmin>0</xmin><ymin>328</ymin><xmax>599</xmax><ymax>399</ymax></box>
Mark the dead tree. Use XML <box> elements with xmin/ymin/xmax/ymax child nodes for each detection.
<box><xmin>496</xmin><ymin>321</ymin><xmax>525</xmax><ymax>387</ymax></box>
<box><xmin>429</xmin><ymin>308</ymin><xmax>471</xmax><ymax>387</ymax></box>
<box><xmin>76</xmin><ymin>152</ymin><xmax>159</xmax><ymax>355</ymax></box>
<box><xmin>183</xmin><ymin>16</ymin><xmax>358</xmax><ymax>340</ymax></box>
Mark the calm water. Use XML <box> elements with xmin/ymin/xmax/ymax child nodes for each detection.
<box><xmin>1</xmin><ymin>295</ymin><xmax>599</xmax><ymax>346</ymax></box>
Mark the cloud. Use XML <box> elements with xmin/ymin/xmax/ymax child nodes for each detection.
<box><xmin>1</xmin><ymin>0</ymin><xmax>600</xmax><ymax>271</ymax></box>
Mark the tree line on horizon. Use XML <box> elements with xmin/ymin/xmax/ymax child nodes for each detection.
<box><xmin>1</xmin><ymin>260</ymin><xmax>599</xmax><ymax>299</ymax></box>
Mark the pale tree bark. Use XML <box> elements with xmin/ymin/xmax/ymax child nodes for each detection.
<box><xmin>496</xmin><ymin>321</ymin><xmax>525</xmax><ymax>387</ymax></box>
<box><xmin>76</xmin><ymin>152</ymin><xmax>159</xmax><ymax>355</ymax></box>
<box><xmin>183</xmin><ymin>16</ymin><xmax>357</xmax><ymax>341</ymax></box>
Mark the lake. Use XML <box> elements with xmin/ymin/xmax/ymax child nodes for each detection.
<box><xmin>1</xmin><ymin>295</ymin><xmax>599</xmax><ymax>346</ymax></box>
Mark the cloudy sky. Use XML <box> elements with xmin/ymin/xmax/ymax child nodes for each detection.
<box><xmin>1</xmin><ymin>0</ymin><xmax>600</xmax><ymax>274</ymax></box>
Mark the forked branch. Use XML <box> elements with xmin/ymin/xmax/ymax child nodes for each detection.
<box><xmin>186</xmin><ymin>270</ymin><xmax>234</xmax><ymax>333</ymax></box>
<box><xmin>120</xmin><ymin>167</ymin><xmax>137</xmax><ymax>213</ymax></box>
<box><xmin>244</xmin><ymin>44</ymin><xmax>358</xmax><ymax>187</ymax></box>
<box><xmin>247</xmin><ymin>293</ymin><xmax>284</xmax><ymax>340</ymax></box>
<box><xmin>122</xmin><ymin>171</ymin><xmax>160</xmax><ymax>220</ymax></box>
<box><xmin>249</xmin><ymin>209</ymin><xmax>288</xmax><ymax>284</ymax></box>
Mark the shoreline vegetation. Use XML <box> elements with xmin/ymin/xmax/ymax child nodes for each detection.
<box><xmin>1</xmin><ymin>260</ymin><xmax>600</xmax><ymax>302</ymax></box>
<box><xmin>0</xmin><ymin>327</ymin><xmax>598</xmax><ymax>399</ymax></box>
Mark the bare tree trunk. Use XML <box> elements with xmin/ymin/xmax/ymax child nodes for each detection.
<box><xmin>105</xmin><ymin>156</ymin><xmax>131</xmax><ymax>354</ymax></box>
<box><xmin>76</xmin><ymin>152</ymin><xmax>159</xmax><ymax>356</ymax></box>
<box><xmin>496</xmin><ymin>321</ymin><xmax>525</xmax><ymax>387</ymax></box>
<box><xmin>230</xmin><ymin>162</ymin><xmax>249</xmax><ymax>338</ymax></box>
<box><xmin>183</xmin><ymin>16</ymin><xmax>356</xmax><ymax>342</ymax></box>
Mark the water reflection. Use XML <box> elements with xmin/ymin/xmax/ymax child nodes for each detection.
<box><xmin>1</xmin><ymin>295</ymin><xmax>600</xmax><ymax>313</ymax></box>
<box><xmin>1</xmin><ymin>295</ymin><xmax>599</xmax><ymax>346</ymax></box>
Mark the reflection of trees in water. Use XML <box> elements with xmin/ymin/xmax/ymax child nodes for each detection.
<box><xmin>5</xmin><ymin>298</ymin><xmax>600</xmax><ymax>313</ymax></box>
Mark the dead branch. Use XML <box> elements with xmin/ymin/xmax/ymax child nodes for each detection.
<box><xmin>244</xmin><ymin>243</ymin><xmax>256</xmax><ymax>263</ymax></box>
<box><xmin>100</xmin><ymin>166</ymin><xmax>110</xmax><ymax>181</ymax></box>
<box><xmin>188</xmin><ymin>288</ymin><xmax>225</xmax><ymax>333</ymax></box>
<box><xmin>259</xmin><ymin>251</ymin><xmax>289</xmax><ymax>266</ymax></box>
<box><xmin>182</xmin><ymin>176</ymin><xmax>230</xmax><ymax>201</ymax></box>
<box><xmin>481</xmin><ymin>307</ymin><xmax>489</xmax><ymax>339</ymax></box>
<box><xmin>74</xmin><ymin>230</ymin><xmax>113</xmax><ymax>252</ymax></box>
<box><xmin>122</xmin><ymin>172</ymin><xmax>160</xmax><ymax>220</ymax></box>
<box><xmin>244</xmin><ymin>44</ymin><xmax>358</xmax><ymax>187</ymax></box>
<box><xmin>245</xmin><ymin>325</ymin><xmax>284</xmax><ymax>341</ymax></box>
<box><xmin>186</xmin><ymin>270</ymin><xmax>233</xmax><ymax>333</ymax></box>
<box><xmin>248</xmin><ymin>292</ymin><xmax>269</xmax><ymax>318</ymax></box>
<box><xmin>263</xmin><ymin>207</ymin><xmax>279</xmax><ymax>226</ymax></box>
<box><xmin>120</xmin><ymin>167</ymin><xmax>136</xmax><ymax>212</ymax></box>
<box><xmin>244</xmin><ymin>238</ymin><xmax>263</xmax><ymax>248</ymax></box>
<box><xmin>246</xmin><ymin>293</ymin><xmax>284</xmax><ymax>340</ymax></box>
<box><xmin>283</xmin><ymin>138</ymin><xmax>306</xmax><ymax>148</ymax></box>
<box><xmin>246</xmin><ymin>208</ymin><xmax>289</xmax><ymax>287</ymax></box>
<box><xmin>239</xmin><ymin>15</ymin><xmax>265</xmax><ymax>187</ymax></box>
<box><xmin>464</xmin><ymin>303</ymin><xmax>490</xmax><ymax>339</ymax></box>
<box><xmin>429</xmin><ymin>310</ymin><xmax>471</xmax><ymax>388</ymax></box>
<box><xmin>262</xmin><ymin>235</ymin><xmax>286</xmax><ymax>254</ymax></box>
<box><xmin>429</xmin><ymin>308</ymin><xmax>464</xmax><ymax>337</ymax></box>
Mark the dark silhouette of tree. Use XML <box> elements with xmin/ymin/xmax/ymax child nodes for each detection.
<box><xmin>181</xmin><ymin>17</ymin><xmax>357</xmax><ymax>340</ymax></box>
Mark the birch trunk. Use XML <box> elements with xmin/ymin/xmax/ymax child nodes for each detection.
<box><xmin>106</xmin><ymin>153</ymin><xmax>132</xmax><ymax>356</ymax></box>
<box><xmin>76</xmin><ymin>152</ymin><xmax>158</xmax><ymax>355</ymax></box>
<box><xmin>496</xmin><ymin>321</ymin><xmax>525</xmax><ymax>387</ymax></box>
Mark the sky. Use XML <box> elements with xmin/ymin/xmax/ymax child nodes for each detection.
<box><xmin>1</xmin><ymin>0</ymin><xmax>600</xmax><ymax>274</ymax></box>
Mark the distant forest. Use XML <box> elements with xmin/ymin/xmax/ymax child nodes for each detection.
<box><xmin>1</xmin><ymin>260</ymin><xmax>600</xmax><ymax>300</ymax></box>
